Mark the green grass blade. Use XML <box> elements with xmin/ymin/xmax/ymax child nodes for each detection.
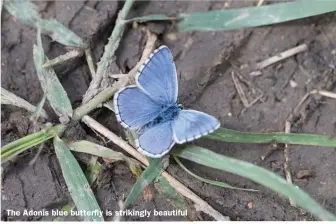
<box><xmin>53</xmin><ymin>136</ymin><xmax>103</xmax><ymax>221</ymax></box>
<box><xmin>173</xmin><ymin>155</ymin><xmax>257</xmax><ymax>192</ymax></box>
<box><xmin>53</xmin><ymin>203</ymin><xmax>74</xmax><ymax>221</ymax></box>
<box><xmin>2</xmin><ymin>136</ymin><xmax>47</xmax><ymax>164</ymax></box>
<box><xmin>154</xmin><ymin>175</ymin><xmax>187</xmax><ymax>212</ymax></box>
<box><xmin>1</xmin><ymin>124</ymin><xmax>66</xmax><ymax>163</ymax></box>
<box><xmin>85</xmin><ymin>157</ymin><xmax>102</xmax><ymax>186</ymax></box>
<box><xmin>173</xmin><ymin>146</ymin><xmax>336</xmax><ymax>221</ymax></box>
<box><xmin>4</xmin><ymin>0</ymin><xmax>39</xmax><ymax>26</ymax></box>
<box><xmin>33</xmin><ymin>29</ymin><xmax>73</xmax><ymax>120</ymax></box>
<box><xmin>68</xmin><ymin>140</ymin><xmax>138</xmax><ymax>165</ymax></box>
<box><xmin>39</xmin><ymin>20</ymin><xmax>85</xmax><ymax>47</ymax></box>
<box><xmin>4</xmin><ymin>0</ymin><xmax>85</xmax><ymax>47</ymax></box>
<box><xmin>178</xmin><ymin>0</ymin><xmax>336</xmax><ymax>31</ymax></box>
<box><xmin>206</xmin><ymin>128</ymin><xmax>336</xmax><ymax>147</ymax></box>
<box><xmin>31</xmin><ymin>93</ymin><xmax>48</xmax><ymax>121</ymax></box>
<box><xmin>126</xmin><ymin>14</ymin><xmax>177</xmax><ymax>23</ymax></box>
<box><xmin>123</xmin><ymin>158</ymin><xmax>163</xmax><ymax>209</ymax></box>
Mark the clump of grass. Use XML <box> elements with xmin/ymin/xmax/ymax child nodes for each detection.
<box><xmin>1</xmin><ymin>0</ymin><xmax>336</xmax><ymax>221</ymax></box>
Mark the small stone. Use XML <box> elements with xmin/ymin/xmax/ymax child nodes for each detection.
<box><xmin>296</xmin><ymin>170</ymin><xmax>312</xmax><ymax>179</ymax></box>
<box><xmin>290</xmin><ymin>80</ymin><xmax>298</xmax><ymax>88</ymax></box>
<box><xmin>247</xmin><ymin>201</ymin><xmax>253</xmax><ymax>209</ymax></box>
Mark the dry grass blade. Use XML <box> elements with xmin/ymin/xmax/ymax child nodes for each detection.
<box><xmin>255</xmin><ymin>44</ymin><xmax>308</xmax><ymax>70</ymax></box>
<box><xmin>1</xmin><ymin>87</ymin><xmax>48</xmax><ymax>119</ymax></box>
<box><xmin>42</xmin><ymin>50</ymin><xmax>83</xmax><ymax>68</ymax></box>
<box><xmin>68</xmin><ymin>140</ymin><xmax>141</xmax><ymax>169</ymax></box>
<box><xmin>33</xmin><ymin>29</ymin><xmax>73</xmax><ymax>122</ymax></box>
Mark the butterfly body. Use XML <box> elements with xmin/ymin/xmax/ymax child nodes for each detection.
<box><xmin>140</xmin><ymin>104</ymin><xmax>181</xmax><ymax>132</ymax></box>
<box><xmin>114</xmin><ymin>46</ymin><xmax>220</xmax><ymax>158</ymax></box>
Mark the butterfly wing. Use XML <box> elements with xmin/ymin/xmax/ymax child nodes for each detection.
<box><xmin>113</xmin><ymin>85</ymin><xmax>162</xmax><ymax>130</ymax></box>
<box><xmin>136</xmin><ymin>121</ymin><xmax>175</xmax><ymax>158</ymax></box>
<box><xmin>172</xmin><ymin>109</ymin><xmax>220</xmax><ymax>144</ymax></box>
<box><xmin>136</xmin><ymin>46</ymin><xmax>178</xmax><ymax>105</ymax></box>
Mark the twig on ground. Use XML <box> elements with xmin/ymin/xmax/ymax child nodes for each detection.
<box><xmin>1</xmin><ymin>87</ymin><xmax>48</xmax><ymax>119</ymax></box>
<box><xmin>224</xmin><ymin>0</ymin><xmax>233</xmax><ymax>8</ymax></box>
<box><xmin>42</xmin><ymin>50</ymin><xmax>83</xmax><ymax>68</ymax></box>
<box><xmin>287</xmin><ymin>89</ymin><xmax>336</xmax><ymax>123</ymax></box>
<box><xmin>252</xmin><ymin>44</ymin><xmax>308</xmax><ymax>73</ymax></box>
<box><xmin>283</xmin><ymin>120</ymin><xmax>296</xmax><ymax>207</ymax></box>
<box><xmin>232</xmin><ymin>71</ymin><xmax>263</xmax><ymax>109</ymax></box>
<box><xmin>81</xmin><ymin>115</ymin><xmax>230</xmax><ymax>221</ymax></box>
<box><xmin>310</xmin><ymin>90</ymin><xmax>336</xmax><ymax>99</ymax></box>
<box><xmin>85</xmin><ymin>48</ymin><xmax>96</xmax><ymax>78</ymax></box>
<box><xmin>256</xmin><ymin>0</ymin><xmax>265</xmax><ymax>7</ymax></box>
<box><xmin>232</xmin><ymin>72</ymin><xmax>249</xmax><ymax>107</ymax></box>
<box><xmin>109</xmin><ymin>74</ymin><xmax>127</xmax><ymax>79</ymax></box>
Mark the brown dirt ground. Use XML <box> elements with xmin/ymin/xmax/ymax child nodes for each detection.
<box><xmin>1</xmin><ymin>0</ymin><xmax>336</xmax><ymax>221</ymax></box>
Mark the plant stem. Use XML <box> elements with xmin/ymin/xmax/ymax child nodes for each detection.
<box><xmin>82</xmin><ymin>0</ymin><xmax>134</xmax><ymax>103</ymax></box>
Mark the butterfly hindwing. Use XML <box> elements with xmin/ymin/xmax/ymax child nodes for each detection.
<box><xmin>136</xmin><ymin>46</ymin><xmax>178</xmax><ymax>105</ymax></box>
<box><xmin>136</xmin><ymin>121</ymin><xmax>175</xmax><ymax>158</ymax></box>
<box><xmin>172</xmin><ymin>109</ymin><xmax>220</xmax><ymax>144</ymax></box>
<box><xmin>114</xmin><ymin>85</ymin><xmax>162</xmax><ymax>130</ymax></box>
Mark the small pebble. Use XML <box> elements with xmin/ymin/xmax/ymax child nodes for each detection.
<box><xmin>296</xmin><ymin>169</ymin><xmax>312</xmax><ymax>179</ymax></box>
<box><xmin>247</xmin><ymin>201</ymin><xmax>253</xmax><ymax>209</ymax></box>
<box><xmin>290</xmin><ymin>80</ymin><xmax>298</xmax><ymax>88</ymax></box>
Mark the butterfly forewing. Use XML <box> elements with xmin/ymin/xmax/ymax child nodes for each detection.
<box><xmin>172</xmin><ymin>109</ymin><xmax>220</xmax><ymax>144</ymax></box>
<box><xmin>113</xmin><ymin>86</ymin><xmax>162</xmax><ymax>130</ymax></box>
<box><xmin>136</xmin><ymin>46</ymin><xmax>178</xmax><ymax>105</ymax></box>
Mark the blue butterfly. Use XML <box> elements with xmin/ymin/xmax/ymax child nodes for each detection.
<box><xmin>113</xmin><ymin>46</ymin><xmax>220</xmax><ymax>158</ymax></box>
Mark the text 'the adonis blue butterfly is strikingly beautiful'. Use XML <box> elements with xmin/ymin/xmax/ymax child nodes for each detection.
<box><xmin>113</xmin><ymin>46</ymin><xmax>220</xmax><ymax>158</ymax></box>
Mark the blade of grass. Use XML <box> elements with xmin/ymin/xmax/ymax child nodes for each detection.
<box><xmin>53</xmin><ymin>203</ymin><xmax>74</xmax><ymax>222</ymax></box>
<box><xmin>85</xmin><ymin>156</ymin><xmax>102</xmax><ymax>186</ymax></box>
<box><xmin>1</xmin><ymin>124</ymin><xmax>66</xmax><ymax>163</ymax></box>
<box><xmin>82</xmin><ymin>0</ymin><xmax>134</xmax><ymax>103</ymax></box>
<box><xmin>173</xmin><ymin>155</ymin><xmax>257</xmax><ymax>192</ymax></box>
<box><xmin>68</xmin><ymin>140</ymin><xmax>140</xmax><ymax>166</ymax></box>
<box><xmin>127</xmin><ymin>1</ymin><xmax>336</xmax><ymax>32</ymax></box>
<box><xmin>123</xmin><ymin>158</ymin><xmax>163</xmax><ymax>209</ymax></box>
<box><xmin>34</xmin><ymin>28</ymin><xmax>73</xmax><ymax>121</ymax></box>
<box><xmin>154</xmin><ymin>175</ymin><xmax>187</xmax><ymax>212</ymax></box>
<box><xmin>178</xmin><ymin>0</ymin><xmax>336</xmax><ymax>31</ymax></box>
<box><xmin>53</xmin><ymin>136</ymin><xmax>103</xmax><ymax>221</ymax></box>
<box><xmin>30</xmin><ymin>93</ymin><xmax>48</xmax><ymax>122</ymax></box>
<box><xmin>69</xmin><ymin>140</ymin><xmax>143</xmax><ymax>179</ymax></box>
<box><xmin>206</xmin><ymin>127</ymin><xmax>336</xmax><ymax>147</ymax></box>
<box><xmin>4</xmin><ymin>0</ymin><xmax>85</xmax><ymax>47</ymax></box>
<box><xmin>1</xmin><ymin>87</ymin><xmax>48</xmax><ymax>119</ymax></box>
<box><xmin>173</xmin><ymin>146</ymin><xmax>336</xmax><ymax>221</ymax></box>
<box><xmin>126</xmin><ymin>14</ymin><xmax>177</xmax><ymax>23</ymax></box>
